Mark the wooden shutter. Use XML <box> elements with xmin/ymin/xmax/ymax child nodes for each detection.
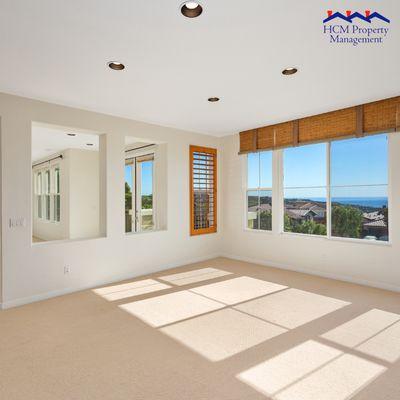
<box><xmin>190</xmin><ymin>145</ymin><xmax>217</xmax><ymax>235</ymax></box>
<box><xmin>239</xmin><ymin>95</ymin><xmax>400</xmax><ymax>153</ymax></box>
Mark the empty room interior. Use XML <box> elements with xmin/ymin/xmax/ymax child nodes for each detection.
<box><xmin>1</xmin><ymin>1</ymin><xmax>400</xmax><ymax>399</ymax></box>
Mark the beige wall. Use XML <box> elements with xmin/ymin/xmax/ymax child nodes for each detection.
<box><xmin>0</xmin><ymin>92</ymin><xmax>222</xmax><ymax>308</ymax></box>
<box><xmin>68</xmin><ymin>149</ymin><xmax>100</xmax><ymax>239</ymax></box>
<box><xmin>221</xmin><ymin>134</ymin><xmax>400</xmax><ymax>292</ymax></box>
<box><xmin>1</xmin><ymin>90</ymin><xmax>399</xmax><ymax>308</ymax></box>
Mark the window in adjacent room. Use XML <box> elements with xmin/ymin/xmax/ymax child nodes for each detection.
<box><xmin>330</xmin><ymin>134</ymin><xmax>389</xmax><ymax>241</ymax></box>
<box><xmin>125</xmin><ymin>152</ymin><xmax>155</xmax><ymax>233</ymax></box>
<box><xmin>35</xmin><ymin>171</ymin><xmax>43</xmax><ymax>219</ymax></box>
<box><xmin>283</xmin><ymin>143</ymin><xmax>327</xmax><ymax>236</ymax></box>
<box><xmin>34</xmin><ymin>166</ymin><xmax>61</xmax><ymax>223</ymax></box>
<box><xmin>53</xmin><ymin>166</ymin><xmax>61</xmax><ymax>223</ymax></box>
<box><xmin>246</xmin><ymin>151</ymin><xmax>272</xmax><ymax>231</ymax></box>
<box><xmin>32</xmin><ymin>123</ymin><xmax>104</xmax><ymax>244</ymax></box>
<box><xmin>190</xmin><ymin>145</ymin><xmax>217</xmax><ymax>235</ymax></box>
<box><xmin>44</xmin><ymin>169</ymin><xmax>51</xmax><ymax>221</ymax></box>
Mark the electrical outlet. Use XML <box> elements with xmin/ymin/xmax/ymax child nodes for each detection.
<box><xmin>64</xmin><ymin>266</ymin><xmax>70</xmax><ymax>275</ymax></box>
<box><xmin>9</xmin><ymin>217</ymin><xmax>26</xmax><ymax>228</ymax></box>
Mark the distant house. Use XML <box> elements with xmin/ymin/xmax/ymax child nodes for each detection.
<box><xmin>362</xmin><ymin>211</ymin><xmax>387</xmax><ymax>239</ymax></box>
<box><xmin>363</xmin><ymin>211</ymin><xmax>384</xmax><ymax>222</ymax></box>
<box><xmin>285</xmin><ymin>200</ymin><xmax>325</xmax><ymax>223</ymax></box>
<box><xmin>283</xmin><ymin>199</ymin><xmax>388</xmax><ymax>239</ymax></box>
<box><xmin>247</xmin><ymin>203</ymin><xmax>272</xmax><ymax>229</ymax></box>
<box><xmin>248</xmin><ymin>204</ymin><xmax>272</xmax><ymax>213</ymax></box>
<box><xmin>298</xmin><ymin>203</ymin><xmax>326</xmax><ymax>219</ymax></box>
<box><xmin>286</xmin><ymin>209</ymin><xmax>318</xmax><ymax>221</ymax></box>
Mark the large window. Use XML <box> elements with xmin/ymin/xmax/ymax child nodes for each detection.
<box><xmin>245</xmin><ymin>133</ymin><xmax>389</xmax><ymax>242</ymax></box>
<box><xmin>330</xmin><ymin>134</ymin><xmax>388</xmax><ymax>241</ymax></box>
<box><xmin>283</xmin><ymin>143</ymin><xmax>327</xmax><ymax>236</ymax></box>
<box><xmin>247</xmin><ymin>151</ymin><xmax>272</xmax><ymax>231</ymax></box>
<box><xmin>125</xmin><ymin>154</ymin><xmax>155</xmax><ymax>233</ymax></box>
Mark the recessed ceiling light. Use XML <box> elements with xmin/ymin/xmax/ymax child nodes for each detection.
<box><xmin>108</xmin><ymin>61</ymin><xmax>125</xmax><ymax>71</ymax></box>
<box><xmin>67</xmin><ymin>133</ymin><xmax>76</xmax><ymax>136</ymax></box>
<box><xmin>282</xmin><ymin>67</ymin><xmax>298</xmax><ymax>76</ymax></box>
<box><xmin>181</xmin><ymin>2</ymin><xmax>203</xmax><ymax>18</ymax></box>
<box><xmin>208</xmin><ymin>97</ymin><xmax>220</xmax><ymax>102</ymax></box>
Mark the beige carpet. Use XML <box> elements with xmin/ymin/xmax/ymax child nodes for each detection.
<box><xmin>1</xmin><ymin>257</ymin><xmax>400</xmax><ymax>400</ymax></box>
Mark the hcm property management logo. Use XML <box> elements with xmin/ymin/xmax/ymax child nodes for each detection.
<box><xmin>323</xmin><ymin>10</ymin><xmax>390</xmax><ymax>45</ymax></box>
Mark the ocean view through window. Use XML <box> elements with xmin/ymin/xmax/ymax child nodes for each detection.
<box><xmin>330</xmin><ymin>134</ymin><xmax>388</xmax><ymax>241</ymax></box>
<box><xmin>246</xmin><ymin>133</ymin><xmax>389</xmax><ymax>242</ymax></box>
<box><xmin>283</xmin><ymin>143</ymin><xmax>327</xmax><ymax>236</ymax></box>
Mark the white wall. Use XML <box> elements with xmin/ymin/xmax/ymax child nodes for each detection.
<box><xmin>0</xmin><ymin>92</ymin><xmax>222</xmax><ymax>308</ymax></box>
<box><xmin>221</xmin><ymin>134</ymin><xmax>400</xmax><ymax>292</ymax></box>
<box><xmin>68</xmin><ymin>149</ymin><xmax>100</xmax><ymax>239</ymax></box>
<box><xmin>2</xmin><ymin>90</ymin><xmax>398</xmax><ymax>308</ymax></box>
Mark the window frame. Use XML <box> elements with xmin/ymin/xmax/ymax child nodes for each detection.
<box><xmin>124</xmin><ymin>151</ymin><xmax>156</xmax><ymax>234</ymax></box>
<box><xmin>53</xmin><ymin>166</ymin><xmax>61</xmax><ymax>223</ymax></box>
<box><xmin>33</xmin><ymin>164</ymin><xmax>61</xmax><ymax>224</ymax></box>
<box><xmin>190</xmin><ymin>145</ymin><xmax>217</xmax><ymax>236</ymax></box>
<box><xmin>244</xmin><ymin>133</ymin><xmax>392</xmax><ymax>245</ymax></box>
<box><xmin>246</xmin><ymin>151</ymin><xmax>273</xmax><ymax>231</ymax></box>
<box><xmin>283</xmin><ymin>143</ymin><xmax>328</xmax><ymax>237</ymax></box>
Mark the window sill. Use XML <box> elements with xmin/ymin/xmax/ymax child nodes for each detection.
<box><xmin>328</xmin><ymin>235</ymin><xmax>391</xmax><ymax>247</ymax></box>
<box><xmin>244</xmin><ymin>228</ymin><xmax>274</xmax><ymax>234</ymax></box>
<box><xmin>125</xmin><ymin>228</ymin><xmax>167</xmax><ymax>237</ymax></box>
<box><xmin>243</xmin><ymin>228</ymin><xmax>391</xmax><ymax>246</ymax></box>
<box><xmin>280</xmin><ymin>231</ymin><xmax>391</xmax><ymax>246</ymax></box>
<box><xmin>31</xmin><ymin>235</ymin><xmax>106</xmax><ymax>247</ymax></box>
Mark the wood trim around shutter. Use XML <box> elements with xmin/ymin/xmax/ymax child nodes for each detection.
<box><xmin>190</xmin><ymin>145</ymin><xmax>217</xmax><ymax>236</ymax></box>
<box><xmin>239</xmin><ymin>95</ymin><xmax>400</xmax><ymax>153</ymax></box>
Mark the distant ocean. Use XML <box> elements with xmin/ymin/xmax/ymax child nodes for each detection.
<box><xmin>308</xmin><ymin>197</ymin><xmax>388</xmax><ymax>208</ymax></box>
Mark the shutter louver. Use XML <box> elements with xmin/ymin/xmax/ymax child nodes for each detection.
<box><xmin>190</xmin><ymin>146</ymin><xmax>217</xmax><ymax>235</ymax></box>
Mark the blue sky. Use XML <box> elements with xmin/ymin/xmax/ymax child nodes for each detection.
<box><xmin>248</xmin><ymin>134</ymin><xmax>388</xmax><ymax>198</ymax></box>
<box><xmin>125</xmin><ymin>160</ymin><xmax>153</xmax><ymax>196</ymax></box>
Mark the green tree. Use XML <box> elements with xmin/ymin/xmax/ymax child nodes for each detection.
<box><xmin>332</xmin><ymin>205</ymin><xmax>363</xmax><ymax>238</ymax></box>
<box><xmin>380</xmin><ymin>206</ymin><xmax>388</xmax><ymax>222</ymax></box>
<box><xmin>125</xmin><ymin>183</ymin><xmax>133</xmax><ymax>233</ymax></box>
<box><xmin>260</xmin><ymin>211</ymin><xmax>272</xmax><ymax>230</ymax></box>
<box><xmin>141</xmin><ymin>195</ymin><xmax>153</xmax><ymax>209</ymax></box>
<box><xmin>295</xmin><ymin>219</ymin><xmax>326</xmax><ymax>235</ymax></box>
<box><xmin>284</xmin><ymin>214</ymin><xmax>326</xmax><ymax>236</ymax></box>
<box><xmin>284</xmin><ymin>214</ymin><xmax>293</xmax><ymax>232</ymax></box>
<box><xmin>125</xmin><ymin>182</ymin><xmax>132</xmax><ymax>211</ymax></box>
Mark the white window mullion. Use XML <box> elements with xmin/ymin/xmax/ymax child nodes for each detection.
<box><xmin>326</xmin><ymin>142</ymin><xmax>332</xmax><ymax>239</ymax></box>
<box><xmin>273</xmin><ymin>149</ymin><xmax>283</xmax><ymax>233</ymax></box>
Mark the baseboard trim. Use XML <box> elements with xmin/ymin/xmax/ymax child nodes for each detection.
<box><xmin>220</xmin><ymin>253</ymin><xmax>400</xmax><ymax>293</ymax></box>
<box><xmin>1</xmin><ymin>253</ymin><xmax>220</xmax><ymax>309</ymax></box>
<box><xmin>2</xmin><ymin>251</ymin><xmax>399</xmax><ymax>310</ymax></box>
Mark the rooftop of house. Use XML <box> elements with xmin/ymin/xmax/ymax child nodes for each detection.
<box><xmin>363</xmin><ymin>219</ymin><xmax>387</xmax><ymax>228</ymax></box>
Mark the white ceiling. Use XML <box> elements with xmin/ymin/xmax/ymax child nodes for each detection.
<box><xmin>1</xmin><ymin>1</ymin><xmax>399</xmax><ymax>137</ymax></box>
<box><xmin>32</xmin><ymin>124</ymin><xmax>100</xmax><ymax>162</ymax></box>
<box><xmin>32</xmin><ymin>123</ymin><xmax>153</xmax><ymax>161</ymax></box>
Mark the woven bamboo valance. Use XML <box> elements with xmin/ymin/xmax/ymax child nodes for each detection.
<box><xmin>239</xmin><ymin>96</ymin><xmax>400</xmax><ymax>154</ymax></box>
